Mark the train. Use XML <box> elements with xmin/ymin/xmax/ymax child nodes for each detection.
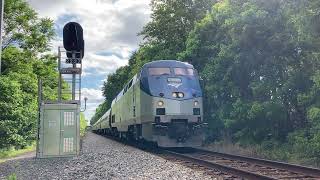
<box><xmin>92</xmin><ymin>60</ymin><xmax>207</xmax><ymax>147</ymax></box>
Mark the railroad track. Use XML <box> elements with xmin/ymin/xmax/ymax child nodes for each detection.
<box><xmin>96</xmin><ymin>133</ymin><xmax>320</xmax><ymax>179</ymax></box>
<box><xmin>162</xmin><ymin>148</ymin><xmax>320</xmax><ymax>180</ymax></box>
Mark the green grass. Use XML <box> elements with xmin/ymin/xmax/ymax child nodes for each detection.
<box><xmin>80</xmin><ymin>112</ymin><xmax>87</xmax><ymax>137</ymax></box>
<box><xmin>7</xmin><ymin>173</ymin><xmax>17</xmax><ymax>180</ymax></box>
<box><xmin>0</xmin><ymin>142</ymin><xmax>36</xmax><ymax>163</ymax></box>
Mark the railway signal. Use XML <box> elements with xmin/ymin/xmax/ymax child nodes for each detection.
<box><xmin>36</xmin><ymin>22</ymin><xmax>85</xmax><ymax>158</ymax></box>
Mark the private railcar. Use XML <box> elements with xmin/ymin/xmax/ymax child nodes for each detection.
<box><xmin>92</xmin><ymin>60</ymin><xmax>207</xmax><ymax>147</ymax></box>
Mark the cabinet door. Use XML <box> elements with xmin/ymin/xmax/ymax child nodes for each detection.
<box><xmin>43</xmin><ymin>109</ymin><xmax>60</xmax><ymax>156</ymax></box>
<box><xmin>60</xmin><ymin>110</ymin><xmax>77</xmax><ymax>155</ymax></box>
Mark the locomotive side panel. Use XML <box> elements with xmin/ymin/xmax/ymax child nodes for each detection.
<box><xmin>139</xmin><ymin>90</ymin><xmax>153</xmax><ymax>124</ymax></box>
<box><xmin>111</xmin><ymin>95</ymin><xmax>120</xmax><ymax>131</ymax></box>
<box><xmin>135</xmin><ymin>82</ymin><xmax>142</xmax><ymax>124</ymax></box>
<box><xmin>122</xmin><ymin>84</ymin><xmax>134</xmax><ymax>130</ymax></box>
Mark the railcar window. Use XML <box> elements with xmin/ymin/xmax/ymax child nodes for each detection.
<box><xmin>128</xmin><ymin>80</ymin><xmax>133</xmax><ymax>88</ymax></box>
<box><xmin>123</xmin><ymin>85</ymin><xmax>128</xmax><ymax>94</ymax></box>
<box><xmin>148</xmin><ymin>68</ymin><xmax>171</xmax><ymax>76</ymax></box>
<box><xmin>112</xmin><ymin>115</ymin><xmax>115</xmax><ymax>123</ymax></box>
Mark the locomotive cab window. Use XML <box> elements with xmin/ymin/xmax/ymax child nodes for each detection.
<box><xmin>174</xmin><ymin>68</ymin><xmax>195</xmax><ymax>76</ymax></box>
<box><xmin>148</xmin><ymin>68</ymin><xmax>171</xmax><ymax>76</ymax></box>
<box><xmin>186</xmin><ymin>68</ymin><xmax>195</xmax><ymax>76</ymax></box>
<box><xmin>174</xmin><ymin>68</ymin><xmax>187</xmax><ymax>76</ymax></box>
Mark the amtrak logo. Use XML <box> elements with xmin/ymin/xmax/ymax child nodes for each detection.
<box><xmin>168</xmin><ymin>83</ymin><xmax>182</xmax><ymax>88</ymax></box>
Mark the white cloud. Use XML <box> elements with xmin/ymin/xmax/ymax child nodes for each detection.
<box><xmin>28</xmin><ymin>0</ymin><xmax>151</xmax><ymax>52</ymax></box>
<box><xmin>82</xmin><ymin>102</ymin><xmax>102</xmax><ymax>123</ymax></box>
<box><xmin>82</xmin><ymin>88</ymin><xmax>104</xmax><ymax>103</ymax></box>
<box><xmin>83</xmin><ymin>52</ymin><xmax>127</xmax><ymax>76</ymax></box>
<box><xmin>29</xmin><ymin>0</ymin><xmax>151</xmax><ymax>77</ymax></box>
<box><xmin>81</xmin><ymin>88</ymin><xmax>105</xmax><ymax>120</ymax></box>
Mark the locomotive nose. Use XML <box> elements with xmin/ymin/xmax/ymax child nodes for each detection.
<box><xmin>153</xmin><ymin>97</ymin><xmax>202</xmax><ymax>124</ymax></box>
<box><xmin>164</xmin><ymin>99</ymin><xmax>195</xmax><ymax>115</ymax></box>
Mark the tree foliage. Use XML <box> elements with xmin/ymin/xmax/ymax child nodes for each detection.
<box><xmin>0</xmin><ymin>0</ymin><xmax>58</xmax><ymax>149</ymax></box>
<box><xmin>140</xmin><ymin>0</ymin><xmax>215</xmax><ymax>58</ymax></box>
<box><xmin>3</xmin><ymin>0</ymin><xmax>54</xmax><ymax>54</ymax></box>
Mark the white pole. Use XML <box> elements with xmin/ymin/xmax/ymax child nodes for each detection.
<box><xmin>0</xmin><ymin>0</ymin><xmax>4</xmax><ymax>75</ymax></box>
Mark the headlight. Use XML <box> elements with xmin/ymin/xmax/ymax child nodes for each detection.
<box><xmin>194</xmin><ymin>101</ymin><xmax>199</xmax><ymax>106</ymax></box>
<box><xmin>157</xmin><ymin>100</ymin><xmax>164</xmax><ymax>107</ymax></box>
<box><xmin>172</xmin><ymin>92</ymin><xmax>177</xmax><ymax>98</ymax></box>
<box><xmin>178</xmin><ymin>92</ymin><xmax>184</xmax><ymax>98</ymax></box>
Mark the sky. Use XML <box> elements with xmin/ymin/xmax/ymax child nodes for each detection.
<box><xmin>27</xmin><ymin>0</ymin><xmax>151</xmax><ymax>121</ymax></box>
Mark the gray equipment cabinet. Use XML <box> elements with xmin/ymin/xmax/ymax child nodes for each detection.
<box><xmin>37</xmin><ymin>102</ymin><xmax>80</xmax><ymax>158</ymax></box>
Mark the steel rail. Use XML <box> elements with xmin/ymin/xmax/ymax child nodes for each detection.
<box><xmin>193</xmin><ymin>148</ymin><xmax>320</xmax><ymax>178</ymax></box>
<box><xmin>163</xmin><ymin>149</ymin><xmax>276</xmax><ymax>180</ymax></box>
<box><xmin>97</xmin><ymin>133</ymin><xmax>251</xmax><ymax>179</ymax></box>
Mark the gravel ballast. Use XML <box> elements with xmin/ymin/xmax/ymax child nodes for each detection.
<box><xmin>0</xmin><ymin>132</ymin><xmax>219</xmax><ymax>180</ymax></box>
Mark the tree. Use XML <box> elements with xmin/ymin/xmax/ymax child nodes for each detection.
<box><xmin>0</xmin><ymin>77</ymin><xmax>25</xmax><ymax>148</ymax></box>
<box><xmin>0</xmin><ymin>0</ymin><xmax>57</xmax><ymax>149</ymax></box>
<box><xmin>3</xmin><ymin>0</ymin><xmax>54</xmax><ymax>55</ymax></box>
<box><xmin>140</xmin><ymin>0</ymin><xmax>215</xmax><ymax>58</ymax></box>
<box><xmin>90</xmin><ymin>101</ymin><xmax>108</xmax><ymax>125</ymax></box>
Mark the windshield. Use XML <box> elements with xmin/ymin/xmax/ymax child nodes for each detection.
<box><xmin>140</xmin><ymin>66</ymin><xmax>202</xmax><ymax>99</ymax></box>
<box><xmin>148</xmin><ymin>68</ymin><xmax>171</xmax><ymax>76</ymax></box>
<box><xmin>173</xmin><ymin>68</ymin><xmax>195</xmax><ymax>76</ymax></box>
<box><xmin>148</xmin><ymin>67</ymin><xmax>196</xmax><ymax>76</ymax></box>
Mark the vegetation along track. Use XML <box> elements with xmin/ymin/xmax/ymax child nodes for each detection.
<box><xmin>162</xmin><ymin>148</ymin><xmax>320</xmax><ymax>180</ymax></box>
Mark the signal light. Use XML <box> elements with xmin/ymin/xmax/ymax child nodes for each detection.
<box><xmin>63</xmin><ymin>22</ymin><xmax>85</xmax><ymax>59</ymax></box>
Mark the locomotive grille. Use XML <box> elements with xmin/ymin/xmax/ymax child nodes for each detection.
<box><xmin>171</xmin><ymin>119</ymin><xmax>187</xmax><ymax>123</ymax></box>
<box><xmin>156</xmin><ymin>108</ymin><xmax>165</xmax><ymax>115</ymax></box>
<box><xmin>168</xmin><ymin>119</ymin><xmax>188</xmax><ymax>140</ymax></box>
<box><xmin>193</xmin><ymin>108</ymin><xmax>200</xmax><ymax>115</ymax></box>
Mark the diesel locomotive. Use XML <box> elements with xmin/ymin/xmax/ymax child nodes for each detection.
<box><xmin>92</xmin><ymin>60</ymin><xmax>207</xmax><ymax>147</ymax></box>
